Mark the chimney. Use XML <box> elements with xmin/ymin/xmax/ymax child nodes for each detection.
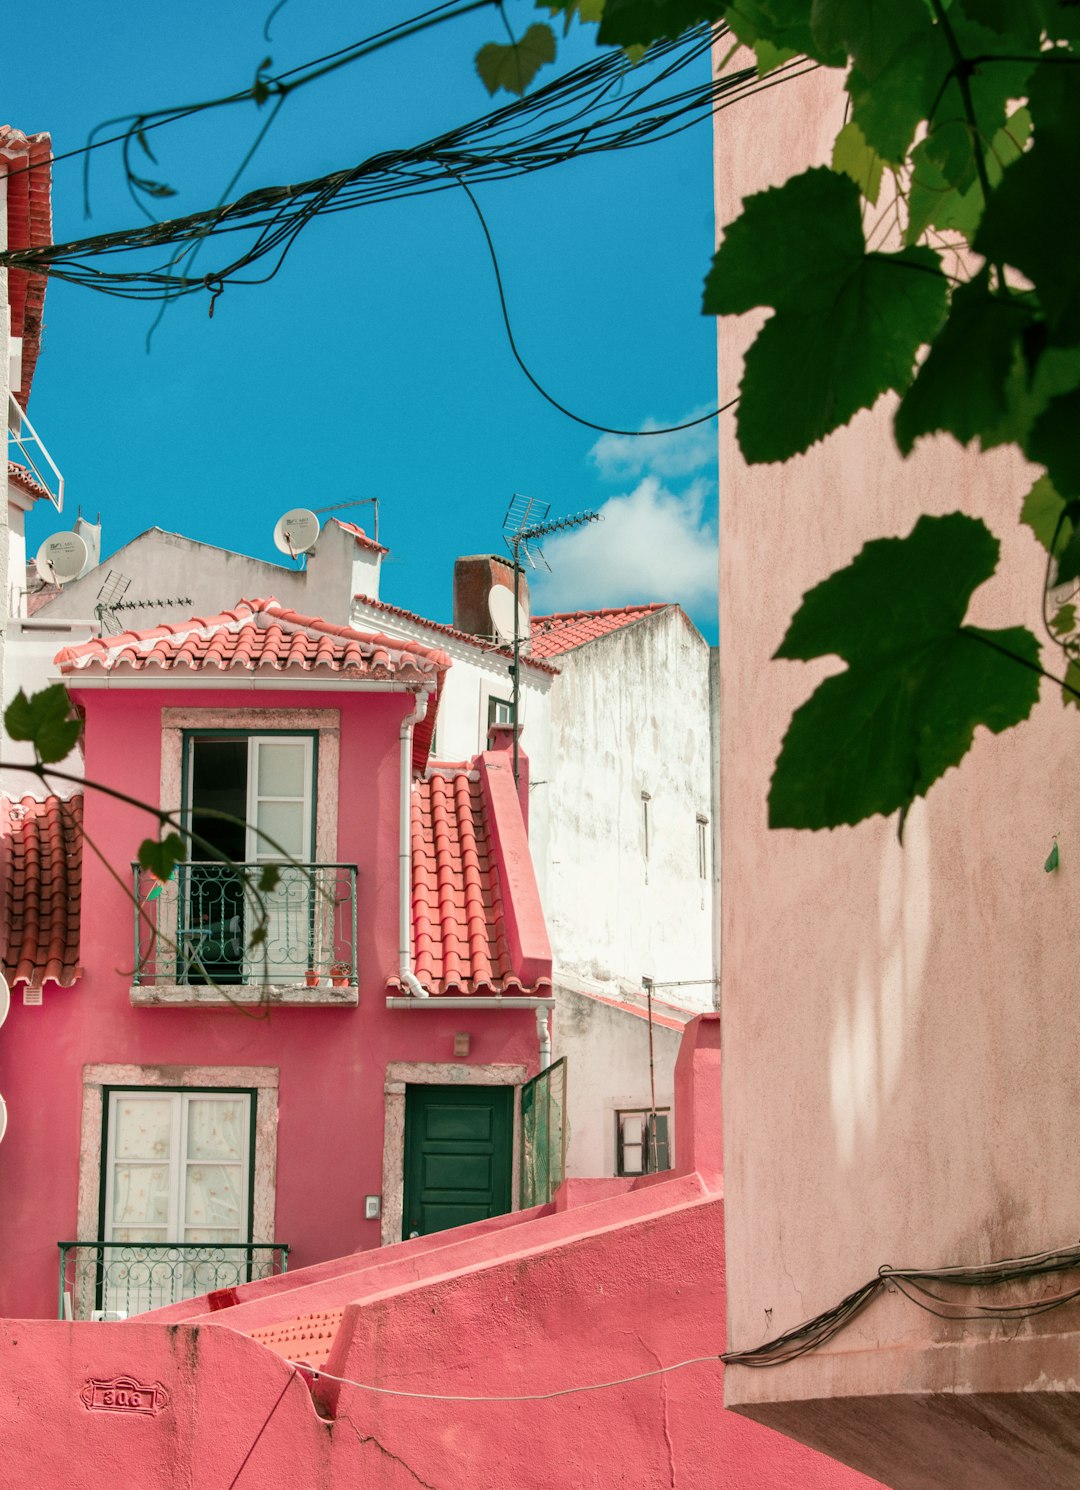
<box><xmin>453</xmin><ymin>555</ymin><xmax>529</xmax><ymax>639</ymax></box>
<box><xmin>487</xmin><ymin>722</ymin><xmax>529</xmax><ymax>831</ymax></box>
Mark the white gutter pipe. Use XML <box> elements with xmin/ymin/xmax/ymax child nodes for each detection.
<box><xmin>536</xmin><ymin>1007</ymin><xmax>552</xmax><ymax>1070</ymax></box>
<box><xmin>399</xmin><ymin>690</ymin><xmax>430</xmax><ymax>998</ymax></box>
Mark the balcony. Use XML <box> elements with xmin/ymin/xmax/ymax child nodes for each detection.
<box><xmin>131</xmin><ymin>860</ymin><xmax>359</xmax><ymax>1007</ymax></box>
<box><xmin>58</xmin><ymin>1241</ymin><xmax>289</xmax><ymax>1320</ymax></box>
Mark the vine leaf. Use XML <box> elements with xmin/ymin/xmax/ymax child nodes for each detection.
<box><xmin>811</xmin><ymin>0</ymin><xmax>926</xmax><ymax>80</ymax></box>
<box><xmin>895</xmin><ymin>270</ymin><xmax>1032</xmax><ymax>454</ymax></box>
<box><xmin>769</xmin><ymin>514</ymin><xmax>1041</xmax><ymax>829</ymax></box>
<box><xmin>1021</xmin><ymin>474</ymin><xmax>1071</xmax><ymax>554</ymax></box>
<box><xmin>703</xmin><ymin>167</ymin><xmax>947</xmax><ymax>462</ymax></box>
<box><xmin>4</xmin><ymin>685</ymin><xmax>82</xmax><ymax>764</ymax></box>
<box><xmin>138</xmin><ymin>832</ymin><xmax>186</xmax><ymax>882</ymax></box>
<box><xmin>1045</xmin><ymin>839</ymin><xmax>1059</xmax><ymax>873</ymax></box>
<box><xmin>1064</xmin><ymin>659</ymin><xmax>1080</xmax><ymax>711</ymax></box>
<box><xmin>476</xmin><ymin>23</ymin><xmax>557</xmax><ymax>96</ymax></box>
<box><xmin>831</xmin><ymin>120</ymin><xmax>883</xmax><ymax>204</ymax></box>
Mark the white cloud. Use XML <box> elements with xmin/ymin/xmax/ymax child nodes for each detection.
<box><xmin>530</xmin><ymin>475</ymin><xmax>717</xmax><ymax>616</ymax></box>
<box><xmin>589</xmin><ymin>407</ymin><xmax>716</xmax><ymax>482</ymax></box>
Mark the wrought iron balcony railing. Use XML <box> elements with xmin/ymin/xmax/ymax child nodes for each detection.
<box><xmin>131</xmin><ymin>860</ymin><xmax>358</xmax><ymax>990</ymax></box>
<box><xmin>58</xmin><ymin>1240</ymin><xmax>290</xmax><ymax>1320</ymax></box>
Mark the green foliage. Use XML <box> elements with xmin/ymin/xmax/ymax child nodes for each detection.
<box><xmin>769</xmin><ymin>515</ymin><xmax>1042</xmax><ymax>828</ymax></box>
<box><xmin>1045</xmin><ymin>839</ymin><xmax>1059</xmax><ymax>872</ymax></box>
<box><xmin>138</xmin><ymin>833</ymin><xmax>186</xmax><ymax>882</ymax></box>
<box><xmin>704</xmin><ymin>168</ymin><xmax>947</xmax><ymax>460</ymax></box>
<box><xmin>476</xmin><ymin>23</ymin><xmax>557</xmax><ymax>96</ymax></box>
<box><xmin>4</xmin><ymin>685</ymin><xmax>82</xmax><ymax>764</ymax></box>
<box><xmin>471</xmin><ymin>0</ymin><xmax>1080</xmax><ymax>829</ymax></box>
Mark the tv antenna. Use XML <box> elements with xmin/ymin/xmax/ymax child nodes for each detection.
<box><xmin>93</xmin><ymin>571</ymin><xmax>192</xmax><ymax>634</ymax></box>
<box><xmin>500</xmin><ymin>494</ymin><xmax>602</xmax><ymax>786</ymax></box>
<box><xmin>313</xmin><ymin>496</ymin><xmax>381</xmax><ymax>546</ymax></box>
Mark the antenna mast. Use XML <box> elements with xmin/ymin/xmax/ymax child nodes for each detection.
<box><xmin>501</xmin><ymin>495</ymin><xmax>601</xmax><ymax>787</ymax></box>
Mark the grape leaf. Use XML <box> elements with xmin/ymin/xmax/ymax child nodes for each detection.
<box><xmin>895</xmin><ymin>271</ymin><xmax>1033</xmax><ymax>454</ymax></box>
<box><xmin>1021</xmin><ymin>475</ymin><xmax>1072</xmax><ymax>554</ymax></box>
<box><xmin>846</xmin><ymin>22</ymin><xmax>946</xmax><ymax>164</ymax></box>
<box><xmin>811</xmin><ymin>0</ymin><xmax>925</xmax><ymax>79</ymax></box>
<box><xmin>1064</xmin><ymin>658</ymin><xmax>1080</xmax><ymax>711</ymax></box>
<box><xmin>4</xmin><ymin>685</ymin><xmax>82</xmax><ymax>764</ymax></box>
<box><xmin>704</xmin><ymin>168</ymin><xmax>946</xmax><ymax>462</ymax></box>
<box><xmin>597</xmin><ymin>0</ymin><xmax>725</xmax><ymax>45</ymax></box>
<box><xmin>919</xmin><ymin>18</ymin><xmax>1034</xmax><ymax>194</ymax></box>
<box><xmin>1028</xmin><ymin>386</ymin><xmax>1080</xmax><ymax>501</ymax></box>
<box><xmin>540</xmin><ymin>0</ymin><xmax>605</xmax><ymax>32</ymax></box>
<box><xmin>138</xmin><ymin>833</ymin><xmax>186</xmax><ymax>882</ymax></box>
<box><xmin>831</xmin><ymin>120</ymin><xmax>884</xmax><ymax>204</ymax></box>
<box><xmin>1045</xmin><ymin>839</ymin><xmax>1060</xmax><ymax>872</ymax></box>
<box><xmin>476</xmin><ymin>23</ymin><xmax>557</xmax><ymax>96</ymax></box>
<box><xmin>905</xmin><ymin>106</ymin><xmax>1031</xmax><ymax>244</ymax></box>
<box><xmin>976</xmin><ymin>63</ymin><xmax>1080</xmax><ymax>343</ymax></box>
<box><xmin>769</xmin><ymin>514</ymin><xmax>1041</xmax><ymax>828</ymax></box>
<box><xmin>1050</xmin><ymin>603</ymin><xmax>1076</xmax><ymax>635</ymax></box>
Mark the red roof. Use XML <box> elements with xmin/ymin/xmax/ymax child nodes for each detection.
<box><xmin>0</xmin><ymin>127</ymin><xmax>52</xmax><ymax>405</ymax></box>
<box><xmin>7</xmin><ymin>462</ymin><xmax>51</xmax><ymax>501</ymax></box>
<box><xmin>528</xmin><ymin>603</ymin><xmax>671</xmax><ymax>659</ymax></box>
<box><xmin>330</xmin><ymin>519</ymin><xmax>388</xmax><ymax>555</ymax></box>
<box><xmin>392</xmin><ymin>766</ymin><xmax>551</xmax><ymax>998</ymax></box>
<box><xmin>352</xmin><ymin>595</ymin><xmax>559</xmax><ymax>675</ymax></box>
<box><xmin>0</xmin><ymin>793</ymin><xmax>83</xmax><ymax>988</ymax></box>
<box><xmin>55</xmin><ymin>597</ymin><xmax>451</xmax><ymax>681</ymax></box>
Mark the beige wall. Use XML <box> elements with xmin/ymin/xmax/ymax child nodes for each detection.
<box><xmin>717</xmin><ymin>59</ymin><xmax>1080</xmax><ymax>1487</ymax></box>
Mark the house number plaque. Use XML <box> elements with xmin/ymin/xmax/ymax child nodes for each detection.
<box><xmin>80</xmin><ymin>1376</ymin><xmax>170</xmax><ymax>1415</ymax></box>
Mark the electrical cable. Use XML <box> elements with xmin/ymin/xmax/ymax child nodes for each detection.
<box><xmin>291</xmin><ymin>1355</ymin><xmax>720</xmax><ymax>1401</ymax></box>
<box><xmin>721</xmin><ymin>1242</ymin><xmax>1080</xmax><ymax>1368</ymax></box>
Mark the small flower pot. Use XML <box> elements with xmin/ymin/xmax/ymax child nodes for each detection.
<box><xmin>305</xmin><ymin>970</ymin><xmax>319</xmax><ymax>988</ymax></box>
<box><xmin>331</xmin><ymin>966</ymin><xmax>350</xmax><ymax>988</ymax></box>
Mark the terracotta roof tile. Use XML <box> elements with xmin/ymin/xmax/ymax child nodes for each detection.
<box><xmin>0</xmin><ymin>793</ymin><xmax>83</xmax><ymax>988</ymax></box>
<box><xmin>55</xmin><ymin>596</ymin><xmax>451</xmax><ymax>682</ymax></box>
<box><xmin>329</xmin><ymin>519</ymin><xmax>388</xmax><ymax>554</ymax></box>
<box><xmin>393</xmin><ymin>766</ymin><xmax>550</xmax><ymax>998</ymax></box>
<box><xmin>0</xmin><ymin>128</ymin><xmax>52</xmax><ymax>404</ymax></box>
<box><xmin>352</xmin><ymin>595</ymin><xmax>559</xmax><ymax>675</ymax></box>
<box><xmin>528</xmin><ymin>603</ymin><xmax>671</xmax><ymax>658</ymax></box>
<box><xmin>7</xmin><ymin>462</ymin><xmax>51</xmax><ymax>501</ymax></box>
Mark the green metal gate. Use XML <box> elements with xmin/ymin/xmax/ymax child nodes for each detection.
<box><xmin>519</xmin><ymin>1058</ymin><xmax>568</xmax><ymax>1208</ymax></box>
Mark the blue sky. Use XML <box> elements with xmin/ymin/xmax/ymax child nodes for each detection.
<box><xmin>8</xmin><ymin>2</ymin><xmax>719</xmax><ymax>641</ymax></box>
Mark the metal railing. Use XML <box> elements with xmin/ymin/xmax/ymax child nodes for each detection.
<box><xmin>8</xmin><ymin>391</ymin><xmax>64</xmax><ymax>510</ymax></box>
<box><xmin>58</xmin><ymin>1241</ymin><xmax>289</xmax><ymax>1320</ymax></box>
<box><xmin>131</xmin><ymin>861</ymin><xmax>358</xmax><ymax>987</ymax></box>
<box><xmin>520</xmin><ymin>1058</ymin><xmax>568</xmax><ymax>1208</ymax></box>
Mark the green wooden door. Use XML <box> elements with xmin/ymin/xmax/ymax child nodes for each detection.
<box><xmin>402</xmin><ymin>1085</ymin><xmax>514</xmax><ymax>1240</ymax></box>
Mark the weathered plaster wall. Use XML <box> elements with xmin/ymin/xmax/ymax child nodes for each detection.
<box><xmin>32</xmin><ymin>522</ymin><xmax>370</xmax><ymax>626</ymax></box>
<box><xmin>0</xmin><ymin>683</ymin><xmax>539</xmax><ymax>1319</ymax></box>
<box><xmin>546</xmin><ymin>608</ymin><xmax>716</xmax><ymax>1009</ymax></box>
<box><xmin>716</xmin><ymin>59</ymin><xmax>1080</xmax><ymax>1485</ymax></box>
<box><xmin>554</xmin><ymin>986</ymin><xmax>681</xmax><ymax>1177</ymax></box>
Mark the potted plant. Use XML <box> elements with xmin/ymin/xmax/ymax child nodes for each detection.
<box><xmin>331</xmin><ymin>961</ymin><xmax>351</xmax><ymax>988</ymax></box>
<box><xmin>305</xmin><ymin>968</ymin><xmax>320</xmax><ymax>988</ymax></box>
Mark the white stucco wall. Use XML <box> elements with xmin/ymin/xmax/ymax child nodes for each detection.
<box><xmin>351</xmin><ymin>594</ymin><xmax>555</xmax><ymax>902</ymax></box>
<box><xmin>545</xmin><ymin>608</ymin><xmax>717</xmax><ymax>1013</ymax></box>
<box><xmin>555</xmin><ymin>986</ymin><xmax>682</xmax><ymax>1178</ymax></box>
<box><xmin>30</xmin><ymin>520</ymin><xmax>375</xmax><ymax>627</ymax></box>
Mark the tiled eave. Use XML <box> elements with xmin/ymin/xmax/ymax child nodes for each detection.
<box><xmin>0</xmin><ymin>793</ymin><xmax>82</xmax><ymax>989</ymax></box>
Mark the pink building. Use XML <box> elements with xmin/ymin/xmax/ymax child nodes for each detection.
<box><xmin>715</xmin><ymin>57</ymin><xmax>1080</xmax><ymax>1490</ymax></box>
<box><xmin>0</xmin><ymin>595</ymin><xmax>553</xmax><ymax>1319</ymax></box>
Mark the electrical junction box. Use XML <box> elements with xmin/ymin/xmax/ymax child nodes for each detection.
<box><xmin>365</xmin><ymin>1195</ymin><xmax>381</xmax><ymax>1221</ymax></box>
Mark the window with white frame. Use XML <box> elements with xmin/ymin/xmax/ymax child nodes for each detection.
<box><xmin>488</xmin><ymin>696</ymin><xmax>514</xmax><ymax>727</ymax></box>
<box><xmin>103</xmin><ymin>1089</ymin><xmax>253</xmax><ymax>1246</ymax></box>
<box><xmin>616</xmin><ymin>1108</ymin><xmax>671</xmax><ymax>1176</ymax></box>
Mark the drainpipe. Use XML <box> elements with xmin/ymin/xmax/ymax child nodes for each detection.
<box><xmin>399</xmin><ymin>690</ymin><xmax>430</xmax><ymax>998</ymax></box>
<box><xmin>536</xmin><ymin>1007</ymin><xmax>551</xmax><ymax>1070</ymax></box>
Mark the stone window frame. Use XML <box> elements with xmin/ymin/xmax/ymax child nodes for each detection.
<box><xmin>77</xmin><ymin>1064</ymin><xmax>280</xmax><ymax>1247</ymax></box>
<box><xmin>381</xmin><ymin>1062</ymin><xmax>528</xmax><ymax>1247</ymax></box>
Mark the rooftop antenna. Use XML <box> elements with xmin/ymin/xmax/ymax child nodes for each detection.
<box><xmin>93</xmin><ymin>570</ymin><xmax>192</xmax><ymax>634</ymax></box>
<box><xmin>501</xmin><ymin>494</ymin><xmax>602</xmax><ymax>786</ymax></box>
<box><xmin>313</xmin><ymin>496</ymin><xmax>380</xmax><ymax>546</ymax></box>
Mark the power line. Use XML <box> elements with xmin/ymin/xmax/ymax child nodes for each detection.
<box><xmin>292</xmin><ymin>1355</ymin><xmax>719</xmax><ymax>1401</ymax></box>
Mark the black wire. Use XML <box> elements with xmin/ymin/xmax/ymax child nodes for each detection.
<box><xmin>444</xmin><ymin>162</ymin><xmax>736</xmax><ymax>436</ymax></box>
<box><xmin>722</xmin><ymin>1243</ymin><xmax>1080</xmax><ymax>1368</ymax></box>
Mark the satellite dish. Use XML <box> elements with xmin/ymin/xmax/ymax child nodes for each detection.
<box><xmin>488</xmin><ymin>584</ymin><xmax>518</xmax><ymax>644</ymax></box>
<box><xmin>273</xmin><ymin>508</ymin><xmax>320</xmax><ymax>557</ymax></box>
<box><xmin>35</xmin><ymin>531</ymin><xmax>89</xmax><ymax>585</ymax></box>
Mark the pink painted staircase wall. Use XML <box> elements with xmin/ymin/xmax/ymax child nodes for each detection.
<box><xmin>0</xmin><ymin>1017</ymin><xmax>883</xmax><ymax>1488</ymax></box>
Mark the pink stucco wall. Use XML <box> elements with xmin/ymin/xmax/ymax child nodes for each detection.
<box><xmin>0</xmin><ymin>1018</ymin><xmax>881</xmax><ymax>1489</ymax></box>
<box><xmin>0</xmin><ymin>685</ymin><xmax>539</xmax><ymax>1320</ymax></box>
<box><xmin>715</xmin><ymin>58</ymin><xmax>1080</xmax><ymax>1488</ymax></box>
